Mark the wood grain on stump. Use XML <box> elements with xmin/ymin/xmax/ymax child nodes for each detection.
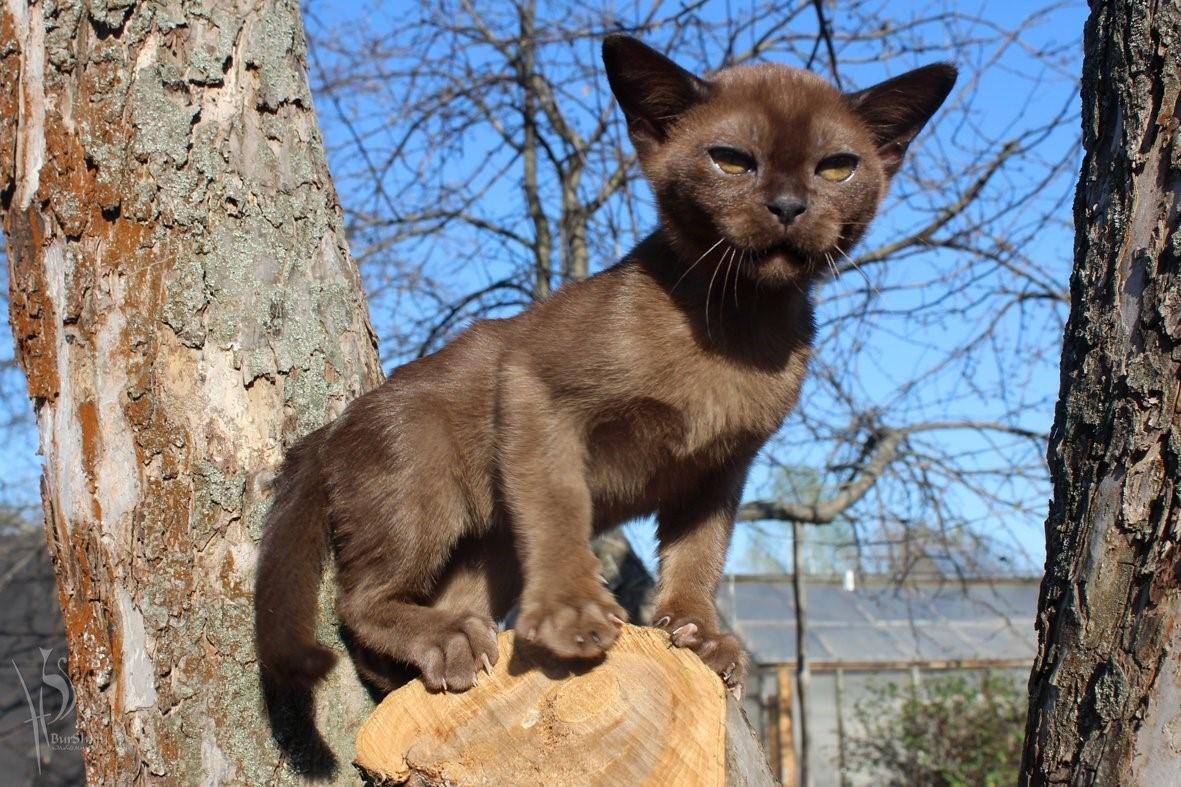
<box><xmin>354</xmin><ymin>624</ymin><xmax>734</xmax><ymax>786</ymax></box>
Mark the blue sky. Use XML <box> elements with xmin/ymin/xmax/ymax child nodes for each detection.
<box><xmin>1</xmin><ymin>1</ymin><xmax>1089</xmax><ymax>575</ymax></box>
<box><xmin>304</xmin><ymin>0</ymin><xmax>1087</xmax><ymax>575</ymax></box>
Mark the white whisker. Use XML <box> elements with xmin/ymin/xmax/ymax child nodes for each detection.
<box><xmin>671</xmin><ymin>237</ymin><xmax>726</xmax><ymax>293</ymax></box>
<box><xmin>723</xmin><ymin>247</ymin><xmax>737</xmax><ymax>318</ymax></box>
<box><xmin>705</xmin><ymin>245</ymin><xmax>732</xmax><ymax>340</ymax></box>
<box><xmin>734</xmin><ymin>249</ymin><xmax>747</xmax><ymax>309</ymax></box>
<box><xmin>836</xmin><ymin>246</ymin><xmax>879</xmax><ymax>296</ymax></box>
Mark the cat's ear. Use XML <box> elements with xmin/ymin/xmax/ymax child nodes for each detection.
<box><xmin>602</xmin><ymin>35</ymin><xmax>710</xmax><ymax>152</ymax></box>
<box><xmin>846</xmin><ymin>63</ymin><xmax>957</xmax><ymax>176</ymax></box>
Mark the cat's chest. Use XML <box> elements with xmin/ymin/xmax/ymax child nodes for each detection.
<box><xmin>562</xmin><ymin>260</ymin><xmax>814</xmax><ymax>498</ymax></box>
<box><xmin>587</xmin><ymin>344</ymin><xmax>809</xmax><ymax>464</ymax></box>
<box><xmin>582</xmin><ymin>352</ymin><xmax>807</xmax><ymax>519</ymax></box>
<box><xmin>657</xmin><ymin>350</ymin><xmax>808</xmax><ymax>453</ymax></box>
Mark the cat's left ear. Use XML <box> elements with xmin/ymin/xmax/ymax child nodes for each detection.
<box><xmin>602</xmin><ymin>34</ymin><xmax>710</xmax><ymax>154</ymax></box>
<box><xmin>846</xmin><ymin>63</ymin><xmax>957</xmax><ymax>176</ymax></box>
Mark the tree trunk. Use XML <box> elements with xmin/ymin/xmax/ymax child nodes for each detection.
<box><xmin>1020</xmin><ymin>1</ymin><xmax>1180</xmax><ymax>784</ymax></box>
<box><xmin>2</xmin><ymin>0</ymin><xmax>381</xmax><ymax>782</ymax></box>
<box><xmin>354</xmin><ymin>625</ymin><xmax>776</xmax><ymax>787</ymax></box>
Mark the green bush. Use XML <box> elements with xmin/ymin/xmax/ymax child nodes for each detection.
<box><xmin>845</xmin><ymin>672</ymin><xmax>1026</xmax><ymax>787</ymax></box>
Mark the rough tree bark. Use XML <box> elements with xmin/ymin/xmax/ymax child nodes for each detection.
<box><xmin>2</xmin><ymin>0</ymin><xmax>381</xmax><ymax>782</ymax></box>
<box><xmin>1020</xmin><ymin>1</ymin><xmax>1180</xmax><ymax>784</ymax></box>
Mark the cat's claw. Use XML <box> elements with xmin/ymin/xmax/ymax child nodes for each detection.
<box><xmin>654</xmin><ymin>612</ymin><xmax>748</xmax><ymax>692</ymax></box>
<box><xmin>671</xmin><ymin>622</ymin><xmax>699</xmax><ymax>646</ymax></box>
<box><xmin>516</xmin><ymin>581</ymin><xmax>628</xmax><ymax>659</ymax></box>
<box><xmin>417</xmin><ymin>613</ymin><xmax>499</xmax><ymax>693</ymax></box>
<box><xmin>481</xmin><ymin>653</ymin><xmax>494</xmax><ymax>675</ymax></box>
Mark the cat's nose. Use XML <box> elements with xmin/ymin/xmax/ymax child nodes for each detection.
<box><xmin>766</xmin><ymin>196</ymin><xmax>807</xmax><ymax>225</ymax></box>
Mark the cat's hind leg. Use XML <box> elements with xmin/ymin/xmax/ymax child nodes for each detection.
<box><xmin>428</xmin><ymin>525</ymin><xmax>523</xmax><ymax>627</ymax></box>
<box><xmin>338</xmin><ymin>626</ymin><xmax>416</xmax><ymax>700</ymax></box>
<box><xmin>331</xmin><ymin>512</ymin><xmax>500</xmax><ymax>693</ymax></box>
<box><xmin>337</xmin><ymin>584</ymin><xmax>498</xmax><ymax>693</ymax></box>
<box><xmin>339</xmin><ymin>527</ymin><xmax>521</xmax><ymax>694</ymax></box>
<box><xmin>332</xmin><ymin>512</ymin><xmax>508</xmax><ymax>693</ymax></box>
<box><xmin>326</xmin><ymin>389</ymin><xmax>505</xmax><ymax>692</ymax></box>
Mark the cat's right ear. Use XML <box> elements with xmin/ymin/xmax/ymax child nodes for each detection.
<box><xmin>602</xmin><ymin>35</ymin><xmax>709</xmax><ymax>153</ymax></box>
<box><xmin>846</xmin><ymin>63</ymin><xmax>957</xmax><ymax>177</ymax></box>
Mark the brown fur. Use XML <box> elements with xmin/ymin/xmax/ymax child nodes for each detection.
<box><xmin>254</xmin><ymin>35</ymin><xmax>955</xmax><ymax>698</ymax></box>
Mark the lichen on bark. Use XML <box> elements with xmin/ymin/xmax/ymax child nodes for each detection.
<box><xmin>3</xmin><ymin>0</ymin><xmax>382</xmax><ymax>782</ymax></box>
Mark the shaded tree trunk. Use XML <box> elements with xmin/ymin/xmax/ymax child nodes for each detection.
<box><xmin>2</xmin><ymin>0</ymin><xmax>381</xmax><ymax>782</ymax></box>
<box><xmin>1020</xmin><ymin>1</ymin><xmax>1180</xmax><ymax>784</ymax></box>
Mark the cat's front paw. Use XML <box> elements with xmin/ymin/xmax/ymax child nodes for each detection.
<box><xmin>516</xmin><ymin>581</ymin><xmax>628</xmax><ymax>659</ymax></box>
<box><xmin>655</xmin><ymin>614</ymin><xmax>748</xmax><ymax>697</ymax></box>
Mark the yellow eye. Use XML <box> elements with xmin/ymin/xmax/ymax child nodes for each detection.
<box><xmin>709</xmin><ymin>147</ymin><xmax>755</xmax><ymax>175</ymax></box>
<box><xmin>817</xmin><ymin>154</ymin><xmax>859</xmax><ymax>182</ymax></box>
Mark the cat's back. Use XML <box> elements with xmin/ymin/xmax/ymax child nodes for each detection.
<box><xmin>320</xmin><ymin>315</ymin><xmax>516</xmax><ymax>490</ymax></box>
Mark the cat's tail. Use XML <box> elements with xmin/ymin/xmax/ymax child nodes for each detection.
<box><xmin>254</xmin><ymin>424</ymin><xmax>338</xmax><ymax>688</ymax></box>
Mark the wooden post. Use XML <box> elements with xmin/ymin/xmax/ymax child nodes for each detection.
<box><xmin>762</xmin><ymin>671</ymin><xmax>780</xmax><ymax>779</ymax></box>
<box><xmin>792</xmin><ymin>521</ymin><xmax>811</xmax><ymax>787</ymax></box>
<box><xmin>777</xmin><ymin>666</ymin><xmax>797</xmax><ymax>787</ymax></box>
<box><xmin>354</xmin><ymin>625</ymin><xmax>776</xmax><ymax>786</ymax></box>
<box><xmin>908</xmin><ymin>664</ymin><xmax>923</xmax><ymax>782</ymax></box>
<box><xmin>835</xmin><ymin>665</ymin><xmax>848</xmax><ymax>787</ymax></box>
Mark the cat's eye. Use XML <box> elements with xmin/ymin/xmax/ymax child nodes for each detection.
<box><xmin>708</xmin><ymin>147</ymin><xmax>756</xmax><ymax>175</ymax></box>
<box><xmin>816</xmin><ymin>154</ymin><xmax>859</xmax><ymax>182</ymax></box>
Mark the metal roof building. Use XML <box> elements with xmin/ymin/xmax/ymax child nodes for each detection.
<box><xmin>718</xmin><ymin>574</ymin><xmax>1038</xmax><ymax>668</ymax></box>
<box><xmin>716</xmin><ymin>574</ymin><xmax>1040</xmax><ymax>786</ymax></box>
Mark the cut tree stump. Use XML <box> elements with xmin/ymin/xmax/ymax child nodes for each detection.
<box><xmin>354</xmin><ymin>624</ymin><xmax>776</xmax><ymax>786</ymax></box>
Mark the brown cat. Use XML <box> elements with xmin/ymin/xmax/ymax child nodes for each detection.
<box><xmin>254</xmin><ymin>35</ymin><xmax>955</xmax><ymax>700</ymax></box>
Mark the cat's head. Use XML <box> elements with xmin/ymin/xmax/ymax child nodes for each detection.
<box><xmin>603</xmin><ymin>35</ymin><xmax>956</xmax><ymax>287</ymax></box>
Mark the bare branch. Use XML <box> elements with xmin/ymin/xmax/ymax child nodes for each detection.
<box><xmin>739</xmin><ymin>421</ymin><xmax>1047</xmax><ymax>525</ymax></box>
